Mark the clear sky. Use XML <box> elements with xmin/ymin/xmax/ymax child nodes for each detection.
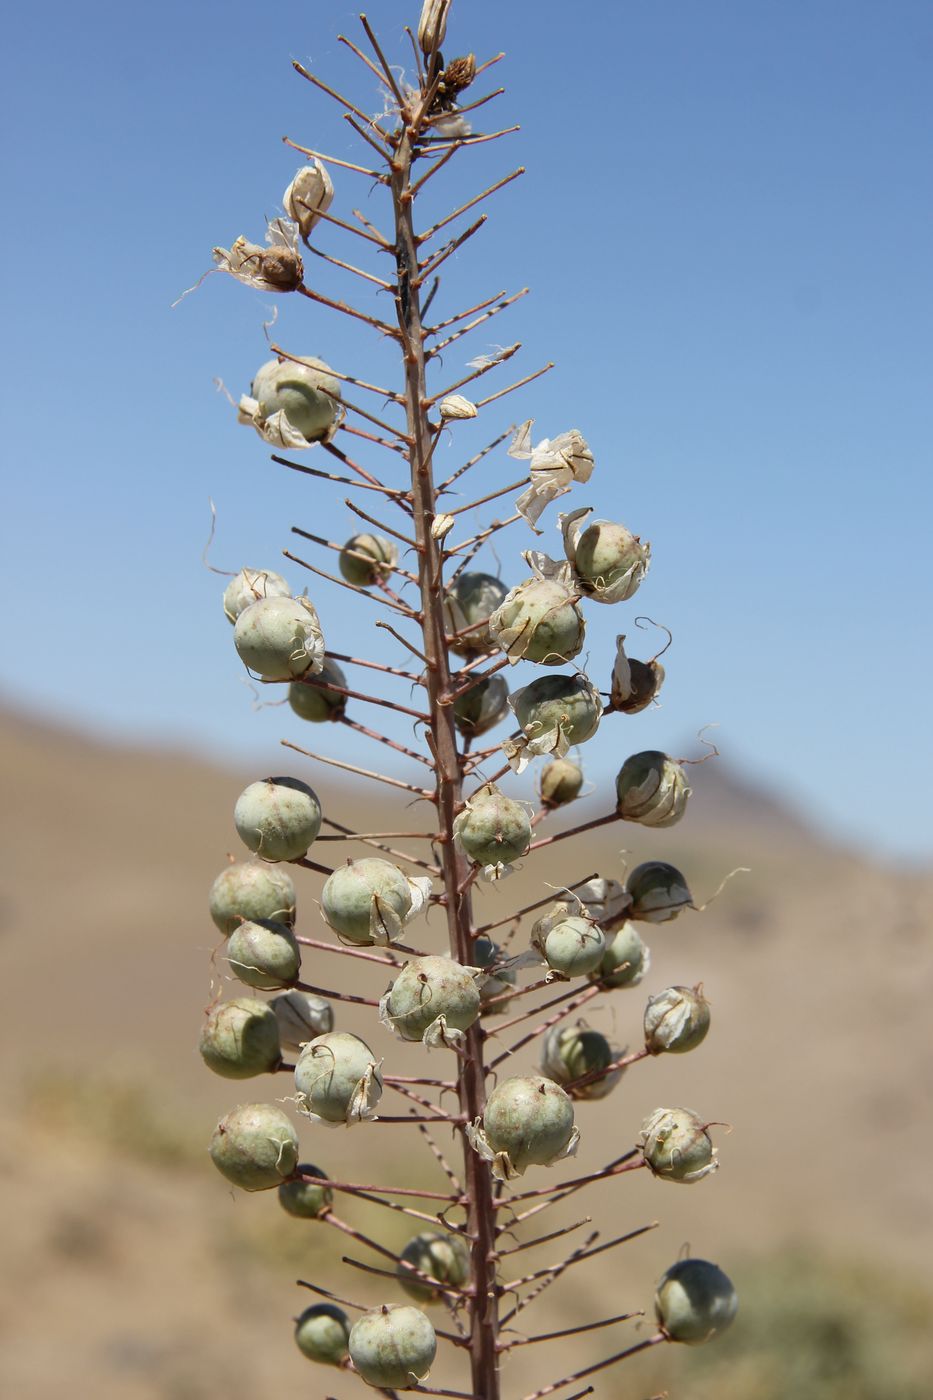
<box><xmin>2</xmin><ymin>1</ymin><xmax>931</xmax><ymax>862</ymax></box>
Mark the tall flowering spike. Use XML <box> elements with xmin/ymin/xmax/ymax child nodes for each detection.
<box><xmin>509</xmin><ymin>420</ymin><xmax>595</xmax><ymax>530</ymax></box>
<box><xmin>283</xmin><ymin>161</ymin><xmax>334</xmax><ymax>239</ymax></box>
<box><xmin>213</xmin><ymin>218</ymin><xmax>304</xmax><ymax>292</ymax></box>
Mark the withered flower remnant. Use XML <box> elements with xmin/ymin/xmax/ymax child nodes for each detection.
<box><xmin>610</xmin><ymin>633</ymin><xmax>666</xmax><ymax>713</ymax></box>
<box><xmin>213</xmin><ymin>217</ymin><xmax>304</xmax><ymax>293</ymax></box>
<box><xmin>509</xmin><ymin>420</ymin><xmax>595</xmax><ymax>530</ymax></box>
<box><xmin>223</xmin><ymin>567</ymin><xmax>291</xmax><ymax>624</ymax></box>
<box><xmin>283</xmin><ymin>160</ymin><xmax>334</xmax><ymax>239</ymax></box>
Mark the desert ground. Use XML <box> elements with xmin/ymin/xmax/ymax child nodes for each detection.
<box><xmin>1</xmin><ymin>705</ymin><xmax>930</xmax><ymax>1399</ymax></box>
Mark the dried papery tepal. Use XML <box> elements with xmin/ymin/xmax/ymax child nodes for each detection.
<box><xmin>591</xmin><ymin>920</ymin><xmax>651</xmax><ymax>988</ymax></box>
<box><xmin>616</xmin><ymin>749</ymin><xmax>691</xmax><ymax>828</ymax></box>
<box><xmin>610</xmin><ymin>633</ymin><xmax>666</xmax><ymax>713</ymax></box>
<box><xmin>508</xmin><ymin>419</ymin><xmax>595</xmax><ymax>530</ymax></box>
<box><xmin>222</xmin><ymin>567</ymin><xmax>291</xmax><ymax>623</ymax></box>
<box><xmin>467</xmin><ymin>1075</ymin><xmax>580</xmax><ymax>1180</ymax></box>
<box><xmin>213</xmin><ymin>217</ymin><xmax>304</xmax><ymax>293</ymax></box>
<box><xmin>530</xmin><ymin>905</ymin><xmax>606</xmax><ymax>980</ymax></box>
<box><xmin>226</xmin><ymin>918</ymin><xmax>301</xmax><ymax>990</ymax></box>
<box><xmin>198</xmin><ymin>997</ymin><xmax>282</xmax><ymax>1079</ymax></box>
<box><xmin>208</xmin><ymin>1102</ymin><xmax>299</xmax><ymax>1191</ymax></box>
<box><xmin>269</xmin><ymin>989</ymin><xmax>334</xmax><ymax>1053</ymax></box>
<box><xmin>538</xmin><ymin>755</ymin><xmax>584</xmax><ymax>808</ymax></box>
<box><xmin>640</xmin><ymin>1107</ymin><xmax>719</xmax><ymax>1184</ymax></box>
<box><xmin>626</xmin><ymin>860</ymin><xmax>694</xmax><ymax>923</ymax></box>
<box><xmin>472</xmin><ymin>936</ymin><xmax>517</xmax><ymax>1013</ymax></box>
<box><xmin>288</xmin><ymin>657</ymin><xmax>348</xmax><ymax>722</ymax></box>
<box><xmin>452</xmin><ymin>672</ymin><xmax>510</xmax><ymax>737</ymax></box>
<box><xmin>396</xmin><ymin>1229</ymin><xmax>471</xmax><ymax>1303</ymax></box>
<box><xmin>645</xmin><ymin>984</ymin><xmax>711</xmax><ymax>1055</ymax></box>
<box><xmin>380</xmin><ymin>955</ymin><xmax>481</xmax><ymax>1048</ymax></box>
<box><xmin>503</xmin><ymin>671</ymin><xmax>602</xmax><ymax>771</ymax></box>
<box><xmin>293</xmin><ymin>1030</ymin><xmax>383</xmax><ymax>1125</ymax></box>
<box><xmin>238</xmin><ymin>354</ymin><xmax>342</xmax><ymax>448</ymax></box>
<box><xmin>453</xmin><ymin>782</ymin><xmax>532</xmax><ymax>879</ymax></box>
<box><xmin>278</xmin><ymin>1162</ymin><xmax>333</xmax><ymax>1219</ymax></box>
<box><xmin>444</xmin><ymin>570</ymin><xmax>508</xmax><ymax>657</ymax></box>
<box><xmin>234</xmin><ymin>776</ymin><xmax>322</xmax><ymax>862</ymax></box>
<box><xmin>349</xmin><ymin>1304</ymin><xmax>437</xmax><ymax>1389</ymax></box>
<box><xmin>208</xmin><ymin>860</ymin><xmax>296</xmax><ymax>935</ymax></box>
<box><xmin>540</xmin><ymin>1023</ymin><xmax>623</xmax><ymax>1100</ymax></box>
<box><xmin>338</xmin><ymin>532</ymin><xmax>398</xmax><ymax>587</ymax></box>
<box><xmin>321</xmin><ymin>858</ymin><xmax>432</xmax><ymax>946</ymax></box>
<box><xmin>233</xmin><ymin>594</ymin><xmax>325</xmax><ymax>681</ymax></box>
<box><xmin>655</xmin><ymin>1258</ymin><xmax>738</xmax><ymax>1345</ymax></box>
<box><xmin>566</xmin><ymin>875</ymin><xmax>632</xmax><ymax>932</ymax></box>
<box><xmin>560</xmin><ymin>507</ymin><xmax>650</xmax><ymax>603</ymax></box>
<box><xmin>283</xmin><ymin>160</ymin><xmax>334</xmax><ymax>240</ymax></box>
<box><xmin>293</xmin><ymin>1302</ymin><xmax>350</xmax><ymax>1366</ymax></box>
<box><xmin>489</xmin><ymin>572</ymin><xmax>586</xmax><ymax>666</ymax></box>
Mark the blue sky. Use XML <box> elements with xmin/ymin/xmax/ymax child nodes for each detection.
<box><xmin>2</xmin><ymin>0</ymin><xmax>931</xmax><ymax>861</ymax></box>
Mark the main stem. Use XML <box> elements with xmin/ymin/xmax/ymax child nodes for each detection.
<box><xmin>391</xmin><ymin>133</ymin><xmax>501</xmax><ymax>1399</ymax></box>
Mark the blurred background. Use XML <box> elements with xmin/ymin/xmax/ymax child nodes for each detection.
<box><xmin>2</xmin><ymin>1</ymin><xmax>931</xmax><ymax>1396</ymax></box>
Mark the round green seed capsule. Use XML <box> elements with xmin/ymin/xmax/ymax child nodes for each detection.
<box><xmin>489</xmin><ymin>577</ymin><xmax>585</xmax><ymax>666</ymax></box>
<box><xmin>288</xmin><ymin>657</ymin><xmax>348</xmax><ymax>722</ymax></box>
<box><xmin>569</xmin><ymin>518</ymin><xmax>649</xmax><ymax>603</ymax></box>
<box><xmin>294</xmin><ymin>1031</ymin><xmax>383</xmax><ymax>1124</ymax></box>
<box><xmin>445</xmin><ymin>571</ymin><xmax>509</xmax><ymax>657</ymax></box>
<box><xmin>655</xmin><ymin>1258</ymin><xmax>738</xmax><ymax>1344</ymax></box>
<box><xmin>453</xmin><ymin>784</ymin><xmax>531</xmax><ymax>871</ymax></box>
<box><xmin>539</xmin><ymin>758</ymin><xmax>584</xmax><ymax>808</ymax></box>
<box><xmin>616</xmin><ymin>750</ymin><xmax>690</xmax><ymax>828</ymax></box>
<box><xmin>540</xmin><ymin>1023</ymin><xmax>621</xmax><ymax>1099</ymax></box>
<box><xmin>252</xmin><ymin>355</ymin><xmax>341</xmax><ymax>444</ymax></box>
<box><xmin>644</xmin><ymin>985</ymin><xmax>711</xmax><ymax>1054</ymax></box>
<box><xmin>640</xmin><ymin>1107</ymin><xmax>718</xmax><ymax>1183</ymax></box>
<box><xmin>475</xmin><ymin>1075</ymin><xmax>578</xmax><ymax>1177</ymax></box>
<box><xmin>396</xmin><ymin>1230</ymin><xmax>471</xmax><ymax>1303</ymax></box>
<box><xmin>590</xmin><ymin>922</ymin><xmax>650</xmax><ymax>988</ymax></box>
<box><xmin>349</xmin><ymin>1305</ymin><xmax>437</xmax><ymax>1389</ymax></box>
<box><xmin>453</xmin><ymin>673</ymin><xmax>510</xmax><ymax>737</ymax></box>
<box><xmin>532</xmin><ymin>911</ymin><xmax>605</xmax><ymax>979</ymax></box>
<box><xmin>234</xmin><ymin>776</ymin><xmax>322</xmax><ymax>862</ymax></box>
<box><xmin>226</xmin><ymin>919</ymin><xmax>301</xmax><ymax>990</ymax></box>
<box><xmin>233</xmin><ymin>595</ymin><xmax>324</xmax><ymax>682</ymax></box>
<box><xmin>198</xmin><ymin>997</ymin><xmax>282</xmax><ymax>1079</ymax></box>
<box><xmin>626</xmin><ymin>861</ymin><xmax>693</xmax><ymax>923</ymax></box>
<box><xmin>321</xmin><ymin>858</ymin><xmax>424</xmax><ymax>946</ymax></box>
<box><xmin>384</xmin><ymin>956</ymin><xmax>481</xmax><ymax>1043</ymax></box>
<box><xmin>513</xmin><ymin>673</ymin><xmax>602</xmax><ymax>749</ymax></box>
<box><xmin>294</xmin><ymin>1302</ymin><xmax>351</xmax><ymax>1365</ymax></box>
<box><xmin>208</xmin><ymin>861</ymin><xmax>296</xmax><ymax>936</ymax></box>
<box><xmin>269</xmin><ymin>990</ymin><xmax>334</xmax><ymax>1053</ymax></box>
<box><xmin>338</xmin><ymin>533</ymin><xmax>397</xmax><ymax>587</ymax></box>
<box><xmin>278</xmin><ymin>1163</ymin><xmax>332</xmax><ymax>1219</ymax></box>
<box><xmin>208</xmin><ymin>1102</ymin><xmax>299</xmax><ymax>1191</ymax></box>
<box><xmin>473</xmin><ymin>936</ymin><xmax>517</xmax><ymax>1014</ymax></box>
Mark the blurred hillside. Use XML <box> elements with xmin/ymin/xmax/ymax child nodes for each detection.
<box><xmin>1</xmin><ymin>705</ymin><xmax>931</xmax><ymax>1399</ymax></box>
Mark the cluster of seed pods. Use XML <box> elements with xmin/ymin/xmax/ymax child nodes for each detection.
<box><xmin>195</xmin><ymin>6</ymin><xmax>737</xmax><ymax>1392</ymax></box>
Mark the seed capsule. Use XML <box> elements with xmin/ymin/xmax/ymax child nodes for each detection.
<box><xmin>234</xmin><ymin>595</ymin><xmax>325</xmax><ymax>681</ymax></box>
<box><xmin>381</xmin><ymin>956</ymin><xmax>481</xmax><ymax>1048</ymax></box>
<box><xmin>561</xmin><ymin>507</ymin><xmax>650</xmax><ymax>604</ymax></box>
<box><xmin>445</xmin><ymin>571</ymin><xmax>508</xmax><ymax>657</ymax></box>
<box><xmin>439</xmin><ymin>394</ymin><xmax>477</xmax><ymax>420</ymax></box>
<box><xmin>396</xmin><ymin>1230</ymin><xmax>471</xmax><ymax>1303</ymax></box>
<box><xmin>349</xmin><ymin>1305</ymin><xmax>437</xmax><ymax>1389</ymax></box>
<box><xmin>278</xmin><ymin>1162</ymin><xmax>332</xmax><ymax>1219</ymax></box>
<box><xmin>294</xmin><ymin>1302</ymin><xmax>351</xmax><ymax>1366</ymax></box>
<box><xmin>418</xmin><ymin>0</ymin><xmax>449</xmax><ymax>54</ymax></box>
<box><xmin>198</xmin><ymin>997</ymin><xmax>282</xmax><ymax>1079</ymax></box>
<box><xmin>626</xmin><ymin>861</ymin><xmax>693</xmax><ymax>923</ymax></box>
<box><xmin>243</xmin><ymin>355</ymin><xmax>341</xmax><ymax>446</ymax></box>
<box><xmin>610</xmin><ymin>634</ymin><xmax>665</xmax><ymax>713</ymax></box>
<box><xmin>531</xmin><ymin>908</ymin><xmax>606</xmax><ymax>980</ymax></box>
<box><xmin>655</xmin><ymin>1258</ymin><xmax>738</xmax><ymax>1344</ymax></box>
<box><xmin>208</xmin><ymin>1102</ymin><xmax>298</xmax><ymax>1191</ymax></box>
<box><xmin>565</xmin><ymin>876</ymin><xmax>632</xmax><ymax>932</ymax></box>
<box><xmin>590</xmin><ymin>921</ymin><xmax>650</xmax><ymax>988</ymax></box>
<box><xmin>294</xmin><ymin>1031</ymin><xmax>383</xmax><ymax>1125</ymax></box>
<box><xmin>208</xmin><ymin>861</ymin><xmax>296</xmax><ymax>936</ymax></box>
<box><xmin>504</xmin><ymin>672</ymin><xmax>602</xmax><ymax>773</ymax></box>
<box><xmin>283</xmin><ymin>161</ymin><xmax>334</xmax><ymax>240</ymax></box>
<box><xmin>223</xmin><ymin>567</ymin><xmax>291</xmax><ymax>624</ymax></box>
<box><xmin>321</xmin><ymin>858</ymin><xmax>432</xmax><ymax>946</ymax></box>
<box><xmin>615</xmin><ymin>750</ymin><xmax>690</xmax><ymax>828</ymax></box>
<box><xmin>472</xmin><ymin>937</ymin><xmax>517</xmax><ymax>1014</ymax></box>
<box><xmin>467</xmin><ymin>1075</ymin><xmax>579</xmax><ymax>1180</ymax></box>
<box><xmin>640</xmin><ymin>1107</ymin><xmax>718</xmax><ymax>1184</ymax></box>
<box><xmin>453</xmin><ymin>673</ymin><xmax>510</xmax><ymax>737</ymax></box>
<box><xmin>540</xmin><ymin>1023</ymin><xmax>622</xmax><ymax>1099</ymax></box>
<box><xmin>489</xmin><ymin>576</ymin><xmax>585</xmax><ymax>666</ymax></box>
<box><xmin>234</xmin><ymin>776</ymin><xmax>322</xmax><ymax>862</ymax></box>
<box><xmin>539</xmin><ymin>757</ymin><xmax>584</xmax><ymax>808</ymax></box>
<box><xmin>288</xmin><ymin>658</ymin><xmax>348</xmax><ymax>722</ymax></box>
<box><xmin>453</xmin><ymin>783</ymin><xmax>531</xmax><ymax>879</ymax></box>
<box><xmin>269</xmin><ymin>989</ymin><xmax>334</xmax><ymax>1053</ymax></box>
<box><xmin>339</xmin><ymin>533</ymin><xmax>398</xmax><ymax>587</ymax></box>
<box><xmin>644</xmin><ymin>985</ymin><xmax>711</xmax><ymax>1054</ymax></box>
<box><xmin>226</xmin><ymin>918</ymin><xmax>301</xmax><ymax>990</ymax></box>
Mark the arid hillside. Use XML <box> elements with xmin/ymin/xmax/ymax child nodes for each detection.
<box><xmin>1</xmin><ymin>706</ymin><xmax>930</xmax><ymax>1399</ymax></box>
